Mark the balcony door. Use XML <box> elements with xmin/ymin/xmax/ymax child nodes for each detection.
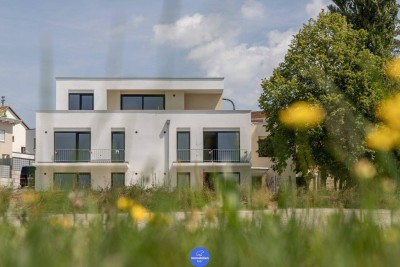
<box><xmin>203</xmin><ymin>131</ymin><xmax>240</xmax><ymax>162</ymax></box>
<box><xmin>177</xmin><ymin>131</ymin><xmax>190</xmax><ymax>162</ymax></box>
<box><xmin>54</xmin><ymin>132</ymin><xmax>90</xmax><ymax>162</ymax></box>
<box><xmin>112</xmin><ymin>132</ymin><xmax>125</xmax><ymax>162</ymax></box>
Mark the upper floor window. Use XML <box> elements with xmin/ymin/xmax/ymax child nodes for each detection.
<box><xmin>0</xmin><ymin>129</ymin><xmax>4</xmax><ymax>142</ymax></box>
<box><xmin>69</xmin><ymin>93</ymin><xmax>94</xmax><ymax>110</ymax></box>
<box><xmin>121</xmin><ymin>95</ymin><xmax>165</xmax><ymax>110</ymax></box>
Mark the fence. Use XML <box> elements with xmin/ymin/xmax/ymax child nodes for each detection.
<box><xmin>0</xmin><ymin>157</ymin><xmax>35</xmax><ymax>178</ymax></box>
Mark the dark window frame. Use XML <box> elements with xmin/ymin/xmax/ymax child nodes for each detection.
<box><xmin>111</xmin><ymin>172</ymin><xmax>125</xmax><ymax>188</ymax></box>
<box><xmin>177</xmin><ymin>172</ymin><xmax>191</xmax><ymax>189</ymax></box>
<box><xmin>69</xmin><ymin>93</ymin><xmax>94</xmax><ymax>110</ymax></box>
<box><xmin>54</xmin><ymin>131</ymin><xmax>91</xmax><ymax>162</ymax></box>
<box><xmin>120</xmin><ymin>94</ymin><xmax>165</xmax><ymax>110</ymax></box>
<box><xmin>111</xmin><ymin>131</ymin><xmax>125</xmax><ymax>162</ymax></box>
<box><xmin>53</xmin><ymin>172</ymin><xmax>91</xmax><ymax>190</ymax></box>
<box><xmin>203</xmin><ymin>131</ymin><xmax>240</xmax><ymax>162</ymax></box>
<box><xmin>177</xmin><ymin>131</ymin><xmax>190</xmax><ymax>162</ymax></box>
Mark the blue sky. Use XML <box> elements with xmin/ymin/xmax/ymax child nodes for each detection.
<box><xmin>1</xmin><ymin>0</ymin><xmax>334</xmax><ymax>127</ymax></box>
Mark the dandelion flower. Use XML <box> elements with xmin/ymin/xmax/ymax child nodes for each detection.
<box><xmin>353</xmin><ymin>159</ymin><xmax>376</xmax><ymax>180</ymax></box>
<box><xmin>385</xmin><ymin>57</ymin><xmax>400</xmax><ymax>79</ymax></box>
<box><xmin>365</xmin><ymin>125</ymin><xmax>400</xmax><ymax>151</ymax></box>
<box><xmin>130</xmin><ymin>204</ymin><xmax>148</xmax><ymax>222</ymax></box>
<box><xmin>117</xmin><ymin>197</ymin><xmax>133</xmax><ymax>211</ymax></box>
<box><xmin>279</xmin><ymin>101</ymin><xmax>325</xmax><ymax>129</ymax></box>
<box><xmin>376</xmin><ymin>93</ymin><xmax>400</xmax><ymax>130</ymax></box>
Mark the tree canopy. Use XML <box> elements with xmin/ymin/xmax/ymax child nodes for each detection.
<box><xmin>258</xmin><ymin>12</ymin><xmax>392</xmax><ymax>187</ymax></box>
<box><xmin>328</xmin><ymin>0</ymin><xmax>399</xmax><ymax>57</ymax></box>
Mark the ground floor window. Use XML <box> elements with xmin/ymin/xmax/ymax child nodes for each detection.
<box><xmin>203</xmin><ymin>172</ymin><xmax>240</xmax><ymax>190</ymax></box>
<box><xmin>177</xmin><ymin>172</ymin><xmax>190</xmax><ymax>189</ymax></box>
<box><xmin>111</xmin><ymin>173</ymin><xmax>125</xmax><ymax>188</ymax></box>
<box><xmin>54</xmin><ymin>173</ymin><xmax>91</xmax><ymax>190</ymax></box>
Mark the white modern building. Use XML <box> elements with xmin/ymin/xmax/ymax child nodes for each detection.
<box><xmin>35</xmin><ymin>77</ymin><xmax>251</xmax><ymax>190</ymax></box>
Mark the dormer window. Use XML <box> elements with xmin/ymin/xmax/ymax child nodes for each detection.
<box><xmin>69</xmin><ymin>93</ymin><xmax>94</xmax><ymax>110</ymax></box>
<box><xmin>121</xmin><ymin>95</ymin><xmax>165</xmax><ymax>110</ymax></box>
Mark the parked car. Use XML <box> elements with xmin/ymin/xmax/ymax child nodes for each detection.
<box><xmin>20</xmin><ymin>166</ymin><xmax>36</xmax><ymax>188</ymax></box>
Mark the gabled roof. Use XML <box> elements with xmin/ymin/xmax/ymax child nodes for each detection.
<box><xmin>0</xmin><ymin>106</ymin><xmax>30</xmax><ymax>129</ymax></box>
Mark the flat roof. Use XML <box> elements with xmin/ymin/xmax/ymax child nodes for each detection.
<box><xmin>56</xmin><ymin>77</ymin><xmax>224</xmax><ymax>81</ymax></box>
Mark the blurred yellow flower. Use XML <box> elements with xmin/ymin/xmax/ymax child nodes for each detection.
<box><xmin>383</xmin><ymin>227</ymin><xmax>400</xmax><ymax>243</ymax></box>
<box><xmin>21</xmin><ymin>192</ymin><xmax>40</xmax><ymax>204</ymax></box>
<box><xmin>376</xmin><ymin>93</ymin><xmax>400</xmax><ymax>130</ymax></box>
<box><xmin>385</xmin><ymin>57</ymin><xmax>400</xmax><ymax>79</ymax></box>
<box><xmin>50</xmin><ymin>217</ymin><xmax>73</xmax><ymax>229</ymax></box>
<box><xmin>149</xmin><ymin>213</ymin><xmax>172</xmax><ymax>226</ymax></box>
<box><xmin>117</xmin><ymin>197</ymin><xmax>134</xmax><ymax>211</ymax></box>
<box><xmin>381</xmin><ymin>178</ymin><xmax>396</xmax><ymax>193</ymax></box>
<box><xmin>365</xmin><ymin>125</ymin><xmax>400</xmax><ymax>151</ymax></box>
<box><xmin>353</xmin><ymin>159</ymin><xmax>376</xmax><ymax>180</ymax></box>
<box><xmin>130</xmin><ymin>204</ymin><xmax>149</xmax><ymax>222</ymax></box>
<box><xmin>279</xmin><ymin>101</ymin><xmax>325</xmax><ymax>129</ymax></box>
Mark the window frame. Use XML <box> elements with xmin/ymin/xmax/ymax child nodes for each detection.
<box><xmin>111</xmin><ymin>172</ymin><xmax>125</xmax><ymax>188</ymax></box>
<box><xmin>177</xmin><ymin>172</ymin><xmax>191</xmax><ymax>189</ymax></box>
<box><xmin>111</xmin><ymin>131</ymin><xmax>125</xmax><ymax>162</ymax></box>
<box><xmin>0</xmin><ymin>129</ymin><xmax>5</xmax><ymax>142</ymax></box>
<box><xmin>53</xmin><ymin>172</ymin><xmax>91</xmax><ymax>190</ymax></box>
<box><xmin>177</xmin><ymin>131</ymin><xmax>190</xmax><ymax>162</ymax></box>
<box><xmin>68</xmin><ymin>93</ymin><xmax>94</xmax><ymax>110</ymax></box>
<box><xmin>54</xmin><ymin>131</ymin><xmax>91</xmax><ymax>162</ymax></box>
<box><xmin>120</xmin><ymin>94</ymin><xmax>165</xmax><ymax>110</ymax></box>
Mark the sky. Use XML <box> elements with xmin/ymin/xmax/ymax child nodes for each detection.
<box><xmin>0</xmin><ymin>0</ymin><xmax>334</xmax><ymax>128</ymax></box>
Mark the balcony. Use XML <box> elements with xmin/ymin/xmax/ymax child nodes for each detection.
<box><xmin>176</xmin><ymin>149</ymin><xmax>249</xmax><ymax>163</ymax></box>
<box><xmin>54</xmin><ymin>149</ymin><xmax>125</xmax><ymax>163</ymax></box>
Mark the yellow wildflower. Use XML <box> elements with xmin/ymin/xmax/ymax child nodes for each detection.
<box><xmin>50</xmin><ymin>217</ymin><xmax>73</xmax><ymax>229</ymax></box>
<box><xmin>385</xmin><ymin>57</ymin><xmax>400</xmax><ymax>80</ymax></box>
<box><xmin>365</xmin><ymin>125</ymin><xmax>400</xmax><ymax>151</ymax></box>
<box><xmin>279</xmin><ymin>101</ymin><xmax>325</xmax><ymax>129</ymax></box>
<box><xmin>130</xmin><ymin>204</ymin><xmax>149</xmax><ymax>222</ymax></box>
<box><xmin>117</xmin><ymin>196</ymin><xmax>134</xmax><ymax>211</ymax></box>
<box><xmin>353</xmin><ymin>159</ymin><xmax>376</xmax><ymax>180</ymax></box>
<box><xmin>383</xmin><ymin>227</ymin><xmax>400</xmax><ymax>243</ymax></box>
<box><xmin>21</xmin><ymin>192</ymin><xmax>40</xmax><ymax>204</ymax></box>
<box><xmin>376</xmin><ymin>93</ymin><xmax>400</xmax><ymax>130</ymax></box>
<box><xmin>381</xmin><ymin>178</ymin><xmax>396</xmax><ymax>193</ymax></box>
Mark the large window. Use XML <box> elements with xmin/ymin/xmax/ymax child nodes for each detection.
<box><xmin>121</xmin><ymin>95</ymin><xmax>165</xmax><ymax>110</ymax></box>
<box><xmin>69</xmin><ymin>93</ymin><xmax>94</xmax><ymax>110</ymax></box>
<box><xmin>112</xmin><ymin>173</ymin><xmax>125</xmax><ymax>188</ymax></box>
<box><xmin>54</xmin><ymin>132</ymin><xmax>90</xmax><ymax>162</ymax></box>
<box><xmin>177</xmin><ymin>172</ymin><xmax>190</xmax><ymax>189</ymax></box>
<box><xmin>203</xmin><ymin>131</ymin><xmax>240</xmax><ymax>162</ymax></box>
<box><xmin>177</xmin><ymin>131</ymin><xmax>190</xmax><ymax>162</ymax></box>
<box><xmin>54</xmin><ymin>173</ymin><xmax>91</xmax><ymax>190</ymax></box>
<box><xmin>0</xmin><ymin>129</ymin><xmax>4</xmax><ymax>142</ymax></box>
<box><xmin>204</xmin><ymin>172</ymin><xmax>240</xmax><ymax>190</ymax></box>
<box><xmin>112</xmin><ymin>132</ymin><xmax>125</xmax><ymax>162</ymax></box>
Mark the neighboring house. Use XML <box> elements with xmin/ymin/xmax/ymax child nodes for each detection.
<box><xmin>0</xmin><ymin>105</ymin><xmax>35</xmax><ymax>186</ymax></box>
<box><xmin>251</xmin><ymin>111</ymin><xmax>295</xmax><ymax>191</ymax></box>
<box><xmin>35</xmin><ymin>77</ymin><xmax>251</xmax><ymax>190</ymax></box>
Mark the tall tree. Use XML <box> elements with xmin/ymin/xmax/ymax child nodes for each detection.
<box><xmin>258</xmin><ymin>12</ymin><xmax>390</xmax><ymax>188</ymax></box>
<box><xmin>328</xmin><ymin>0</ymin><xmax>399</xmax><ymax>58</ymax></box>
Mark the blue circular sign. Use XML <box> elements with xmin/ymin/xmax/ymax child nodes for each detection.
<box><xmin>190</xmin><ymin>247</ymin><xmax>210</xmax><ymax>267</ymax></box>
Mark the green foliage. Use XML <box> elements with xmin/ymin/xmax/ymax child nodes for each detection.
<box><xmin>259</xmin><ymin>12</ymin><xmax>391</xmax><ymax>186</ymax></box>
<box><xmin>328</xmin><ymin>0</ymin><xmax>399</xmax><ymax>57</ymax></box>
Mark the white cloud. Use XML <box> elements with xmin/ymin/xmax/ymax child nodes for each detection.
<box><xmin>306</xmin><ymin>0</ymin><xmax>329</xmax><ymax>18</ymax></box>
<box><xmin>153</xmin><ymin>13</ymin><xmax>224</xmax><ymax>48</ymax></box>
<box><xmin>153</xmin><ymin>12</ymin><xmax>295</xmax><ymax>110</ymax></box>
<box><xmin>241</xmin><ymin>0</ymin><xmax>266</xmax><ymax>21</ymax></box>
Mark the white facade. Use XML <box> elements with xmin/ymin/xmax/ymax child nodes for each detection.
<box><xmin>35</xmin><ymin>78</ymin><xmax>251</xmax><ymax>190</ymax></box>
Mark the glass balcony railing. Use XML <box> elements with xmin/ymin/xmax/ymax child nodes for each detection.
<box><xmin>176</xmin><ymin>149</ymin><xmax>249</xmax><ymax>163</ymax></box>
<box><xmin>54</xmin><ymin>149</ymin><xmax>125</xmax><ymax>163</ymax></box>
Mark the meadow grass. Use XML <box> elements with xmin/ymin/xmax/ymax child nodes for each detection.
<box><xmin>0</xmin><ymin>182</ymin><xmax>399</xmax><ymax>266</ymax></box>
